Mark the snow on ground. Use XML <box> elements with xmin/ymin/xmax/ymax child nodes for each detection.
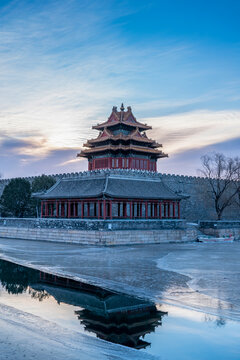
<box><xmin>0</xmin><ymin>302</ymin><xmax>156</xmax><ymax>360</ymax></box>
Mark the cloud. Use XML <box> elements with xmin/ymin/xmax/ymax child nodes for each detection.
<box><xmin>158</xmin><ymin>137</ymin><xmax>240</xmax><ymax>176</ymax></box>
<box><xmin>0</xmin><ymin>135</ymin><xmax>86</xmax><ymax>178</ymax></box>
<box><xmin>0</xmin><ymin>1</ymin><xmax>240</xmax><ymax>178</ymax></box>
<box><xmin>0</xmin><ymin>1</ymin><xmax>195</xmax><ymax>160</ymax></box>
<box><xmin>144</xmin><ymin>109</ymin><xmax>240</xmax><ymax>155</ymax></box>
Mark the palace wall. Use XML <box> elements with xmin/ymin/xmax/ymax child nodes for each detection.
<box><xmin>160</xmin><ymin>173</ymin><xmax>239</xmax><ymax>221</ymax></box>
<box><xmin>0</xmin><ymin>171</ymin><xmax>239</xmax><ymax>221</ymax></box>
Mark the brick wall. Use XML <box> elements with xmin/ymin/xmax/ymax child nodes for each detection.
<box><xmin>0</xmin><ymin>218</ymin><xmax>197</xmax><ymax>245</ymax></box>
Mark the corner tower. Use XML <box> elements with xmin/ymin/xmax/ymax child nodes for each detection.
<box><xmin>77</xmin><ymin>104</ymin><xmax>167</xmax><ymax>171</ymax></box>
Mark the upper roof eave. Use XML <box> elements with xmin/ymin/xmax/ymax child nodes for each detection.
<box><xmin>85</xmin><ymin>135</ymin><xmax>161</xmax><ymax>146</ymax></box>
<box><xmin>92</xmin><ymin>120</ymin><xmax>151</xmax><ymax>131</ymax></box>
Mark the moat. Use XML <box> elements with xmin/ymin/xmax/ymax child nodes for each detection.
<box><xmin>1</xmin><ymin>258</ymin><xmax>240</xmax><ymax>359</ymax></box>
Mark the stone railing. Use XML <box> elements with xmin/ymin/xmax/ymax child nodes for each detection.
<box><xmin>0</xmin><ymin>217</ymin><xmax>186</xmax><ymax>231</ymax></box>
<box><xmin>199</xmin><ymin>220</ymin><xmax>240</xmax><ymax>240</ymax></box>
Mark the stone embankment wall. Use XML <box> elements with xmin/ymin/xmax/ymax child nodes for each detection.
<box><xmin>0</xmin><ymin>170</ymin><xmax>239</xmax><ymax>221</ymax></box>
<box><xmin>0</xmin><ymin>218</ymin><xmax>197</xmax><ymax>245</ymax></box>
<box><xmin>199</xmin><ymin>221</ymin><xmax>240</xmax><ymax>240</ymax></box>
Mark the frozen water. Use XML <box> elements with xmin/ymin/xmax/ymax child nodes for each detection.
<box><xmin>1</xmin><ymin>238</ymin><xmax>240</xmax><ymax>320</ymax></box>
<box><xmin>157</xmin><ymin>242</ymin><xmax>240</xmax><ymax>320</ymax></box>
<box><xmin>1</xmin><ymin>238</ymin><xmax>240</xmax><ymax>359</ymax></box>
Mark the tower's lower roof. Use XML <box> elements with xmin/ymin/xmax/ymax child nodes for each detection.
<box><xmin>34</xmin><ymin>169</ymin><xmax>185</xmax><ymax>200</ymax></box>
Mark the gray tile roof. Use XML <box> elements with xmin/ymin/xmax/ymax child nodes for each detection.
<box><xmin>105</xmin><ymin>177</ymin><xmax>181</xmax><ymax>199</ymax></box>
<box><xmin>35</xmin><ymin>171</ymin><xmax>184</xmax><ymax>200</ymax></box>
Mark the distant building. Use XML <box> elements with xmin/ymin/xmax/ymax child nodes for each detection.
<box><xmin>36</xmin><ymin>105</ymin><xmax>185</xmax><ymax>219</ymax></box>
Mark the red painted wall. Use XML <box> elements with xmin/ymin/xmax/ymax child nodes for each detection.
<box><xmin>89</xmin><ymin>157</ymin><xmax>157</xmax><ymax>171</ymax></box>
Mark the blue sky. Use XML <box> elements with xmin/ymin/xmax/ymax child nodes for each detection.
<box><xmin>0</xmin><ymin>0</ymin><xmax>239</xmax><ymax>178</ymax></box>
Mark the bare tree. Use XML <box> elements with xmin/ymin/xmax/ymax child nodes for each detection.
<box><xmin>233</xmin><ymin>165</ymin><xmax>240</xmax><ymax>213</ymax></box>
<box><xmin>200</xmin><ymin>153</ymin><xmax>240</xmax><ymax>220</ymax></box>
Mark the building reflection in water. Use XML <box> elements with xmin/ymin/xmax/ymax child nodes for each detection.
<box><xmin>0</xmin><ymin>259</ymin><xmax>167</xmax><ymax>349</ymax></box>
<box><xmin>76</xmin><ymin>301</ymin><xmax>165</xmax><ymax>349</ymax></box>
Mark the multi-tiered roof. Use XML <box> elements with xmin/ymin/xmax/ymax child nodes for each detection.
<box><xmin>35</xmin><ymin>104</ymin><xmax>185</xmax><ymax>221</ymax></box>
<box><xmin>78</xmin><ymin>104</ymin><xmax>167</xmax><ymax>171</ymax></box>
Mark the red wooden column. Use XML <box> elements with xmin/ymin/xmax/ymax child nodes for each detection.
<box><xmin>110</xmin><ymin>200</ymin><xmax>112</xmax><ymax>219</ymax></box>
<box><xmin>145</xmin><ymin>202</ymin><xmax>148</xmax><ymax>219</ymax></box>
<box><xmin>68</xmin><ymin>201</ymin><xmax>71</xmax><ymax>218</ymax></box>
<box><xmin>140</xmin><ymin>202</ymin><xmax>143</xmax><ymax>218</ymax></box>
<box><xmin>81</xmin><ymin>202</ymin><xmax>84</xmax><ymax>218</ymax></box>
<box><xmin>103</xmin><ymin>200</ymin><xmax>106</xmax><ymax>220</ymax></box>
<box><xmin>130</xmin><ymin>201</ymin><xmax>133</xmax><ymax>219</ymax></box>
<box><xmin>76</xmin><ymin>202</ymin><xmax>79</xmax><ymax>217</ymax></box>
<box><xmin>173</xmin><ymin>202</ymin><xmax>176</xmax><ymax>218</ymax></box>
<box><xmin>41</xmin><ymin>201</ymin><xmax>43</xmax><ymax>218</ymax></box>
<box><xmin>117</xmin><ymin>202</ymin><xmax>120</xmax><ymax>217</ymax></box>
<box><xmin>178</xmin><ymin>201</ymin><xmax>180</xmax><ymax>219</ymax></box>
<box><xmin>87</xmin><ymin>202</ymin><xmax>90</xmax><ymax>218</ymax></box>
<box><xmin>73</xmin><ymin>202</ymin><xmax>76</xmax><ymax>217</ymax></box>
<box><xmin>76</xmin><ymin>202</ymin><xmax>78</xmax><ymax>217</ymax></box>
<box><xmin>163</xmin><ymin>202</ymin><xmax>167</xmax><ymax>218</ymax></box>
<box><xmin>56</xmin><ymin>201</ymin><xmax>59</xmax><ymax>218</ymax></box>
<box><xmin>61</xmin><ymin>202</ymin><xmax>65</xmax><ymax>217</ymax></box>
<box><xmin>45</xmin><ymin>202</ymin><xmax>48</xmax><ymax>217</ymax></box>
<box><xmin>159</xmin><ymin>202</ymin><xmax>162</xmax><ymax>219</ymax></box>
<box><xmin>98</xmin><ymin>201</ymin><xmax>101</xmax><ymax>219</ymax></box>
<box><xmin>124</xmin><ymin>202</ymin><xmax>127</xmax><ymax>218</ymax></box>
<box><xmin>51</xmin><ymin>202</ymin><xmax>53</xmax><ymax>217</ymax></box>
<box><xmin>168</xmin><ymin>202</ymin><xmax>171</xmax><ymax>218</ymax></box>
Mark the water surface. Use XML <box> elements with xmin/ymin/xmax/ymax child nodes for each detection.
<box><xmin>0</xmin><ymin>258</ymin><xmax>239</xmax><ymax>359</ymax></box>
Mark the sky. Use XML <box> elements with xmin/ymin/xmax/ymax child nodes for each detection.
<box><xmin>0</xmin><ymin>0</ymin><xmax>240</xmax><ymax>178</ymax></box>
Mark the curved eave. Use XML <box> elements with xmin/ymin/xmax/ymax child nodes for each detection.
<box><xmin>39</xmin><ymin>193</ymin><xmax>103</xmax><ymax>200</ymax></box>
<box><xmin>77</xmin><ymin>152</ymin><xmax>88</xmax><ymax>158</ymax></box>
<box><xmin>32</xmin><ymin>191</ymin><xmax>47</xmax><ymax>198</ymax></box>
<box><xmin>104</xmin><ymin>193</ymin><xmax>182</xmax><ymax>200</ymax></box>
<box><xmin>93</xmin><ymin>121</ymin><xmax>151</xmax><ymax>131</ymax></box>
<box><xmin>85</xmin><ymin>136</ymin><xmax>161</xmax><ymax>147</ymax></box>
<box><xmin>77</xmin><ymin>145</ymin><xmax>167</xmax><ymax>157</ymax></box>
<box><xmin>37</xmin><ymin>190</ymin><xmax>183</xmax><ymax>201</ymax></box>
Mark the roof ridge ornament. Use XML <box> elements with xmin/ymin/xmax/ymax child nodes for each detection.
<box><xmin>120</xmin><ymin>103</ymin><xmax>125</xmax><ymax>111</ymax></box>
